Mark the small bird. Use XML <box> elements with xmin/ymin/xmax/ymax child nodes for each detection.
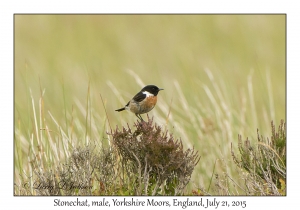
<box><xmin>115</xmin><ymin>85</ymin><xmax>164</xmax><ymax>121</ymax></box>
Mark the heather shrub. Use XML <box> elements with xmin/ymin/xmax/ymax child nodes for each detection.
<box><xmin>112</xmin><ymin>116</ymin><xmax>200</xmax><ymax>195</ymax></box>
<box><xmin>231</xmin><ymin>120</ymin><xmax>286</xmax><ymax>195</ymax></box>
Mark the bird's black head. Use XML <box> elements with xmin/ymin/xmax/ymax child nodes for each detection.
<box><xmin>141</xmin><ymin>85</ymin><xmax>164</xmax><ymax>96</ymax></box>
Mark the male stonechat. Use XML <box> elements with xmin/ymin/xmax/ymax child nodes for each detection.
<box><xmin>115</xmin><ymin>85</ymin><xmax>163</xmax><ymax>121</ymax></box>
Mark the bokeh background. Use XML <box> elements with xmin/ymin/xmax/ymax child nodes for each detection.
<box><xmin>14</xmin><ymin>15</ymin><xmax>285</xmax><ymax>192</ymax></box>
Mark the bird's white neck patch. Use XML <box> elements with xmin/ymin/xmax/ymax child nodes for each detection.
<box><xmin>142</xmin><ymin>91</ymin><xmax>154</xmax><ymax>97</ymax></box>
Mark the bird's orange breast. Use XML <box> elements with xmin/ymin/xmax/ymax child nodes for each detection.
<box><xmin>129</xmin><ymin>96</ymin><xmax>158</xmax><ymax>114</ymax></box>
<box><xmin>146</xmin><ymin>96</ymin><xmax>157</xmax><ymax>107</ymax></box>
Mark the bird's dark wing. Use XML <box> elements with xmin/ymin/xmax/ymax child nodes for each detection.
<box><xmin>132</xmin><ymin>91</ymin><xmax>146</xmax><ymax>102</ymax></box>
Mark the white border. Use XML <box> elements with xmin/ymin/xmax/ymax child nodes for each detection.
<box><xmin>2</xmin><ymin>1</ymin><xmax>299</xmax><ymax>209</ymax></box>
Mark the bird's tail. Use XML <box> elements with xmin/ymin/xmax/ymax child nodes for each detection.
<box><xmin>115</xmin><ymin>107</ymin><xmax>125</xmax><ymax>112</ymax></box>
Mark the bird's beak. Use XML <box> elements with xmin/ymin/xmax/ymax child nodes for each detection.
<box><xmin>159</xmin><ymin>88</ymin><xmax>164</xmax><ymax>91</ymax></box>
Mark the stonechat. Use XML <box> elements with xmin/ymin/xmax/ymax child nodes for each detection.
<box><xmin>115</xmin><ymin>85</ymin><xmax>164</xmax><ymax>121</ymax></box>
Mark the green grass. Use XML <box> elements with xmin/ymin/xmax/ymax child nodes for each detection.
<box><xmin>14</xmin><ymin>15</ymin><xmax>285</xmax><ymax>195</ymax></box>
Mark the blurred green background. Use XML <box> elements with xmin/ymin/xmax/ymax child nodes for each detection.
<box><xmin>14</xmin><ymin>15</ymin><xmax>285</xmax><ymax>191</ymax></box>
